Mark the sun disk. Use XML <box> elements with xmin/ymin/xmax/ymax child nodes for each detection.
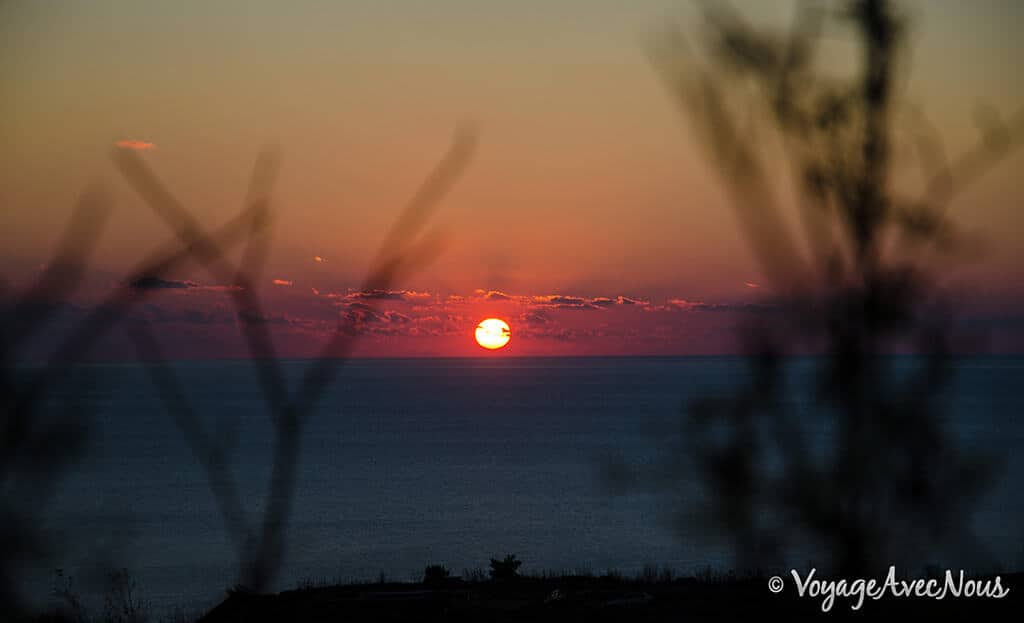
<box><xmin>475</xmin><ymin>318</ymin><xmax>511</xmax><ymax>350</ymax></box>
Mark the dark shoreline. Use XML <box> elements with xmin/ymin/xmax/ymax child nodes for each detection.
<box><xmin>192</xmin><ymin>572</ymin><xmax>1024</xmax><ymax>622</ymax></box>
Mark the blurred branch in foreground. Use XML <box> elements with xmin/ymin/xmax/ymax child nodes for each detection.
<box><xmin>611</xmin><ymin>0</ymin><xmax>1022</xmax><ymax>575</ymax></box>
<box><xmin>118</xmin><ymin>124</ymin><xmax>477</xmax><ymax>593</ymax></box>
<box><xmin>1</xmin><ymin>124</ymin><xmax>477</xmax><ymax>617</ymax></box>
<box><xmin>1</xmin><ymin>184</ymin><xmax>268</xmax><ymax>617</ymax></box>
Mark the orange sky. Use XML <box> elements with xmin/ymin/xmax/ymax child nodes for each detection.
<box><xmin>2</xmin><ymin>1</ymin><xmax>1022</xmax><ymax>357</ymax></box>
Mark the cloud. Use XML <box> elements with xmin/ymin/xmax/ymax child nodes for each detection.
<box><xmin>548</xmin><ymin>327</ymin><xmax>598</xmax><ymax>342</ymax></box>
<box><xmin>315</xmin><ymin>289</ymin><xmax>434</xmax><ymax>303</ymax></box>
<box><xmin>745</xmin><ymin>282</ymin><xmax>760</xmax><ymax>288</ymax></box>
<box><xmin>520</xmin><ymin>311</ymin><xmax>551</xmax><ymax>325</ymax></box>
<box><xmin>665</xmin><ymin>298</ymin><xmax>698</xmax><ymax>311</ymax></box>
<box><xmin>382</xmin><ymin>310</ymin><xmax>411</xmax><ymax>324</ymax></box>
<box><xmin>343</xmin><ymin>301</ymin><xmax>382</xmax><ymax>322</ymax></box>
<box><xmin>127</xmin><ymin>276</ymin><xmax>238</xmax><ymax>292</ymax></box>
<box><xmin>129</xmin><ymin>276</ymin><xmax>196</xmax><ymax>290</ymax></box>
<box><xmin>537</xmin><ymin>295</ymin><xmax>586</xmax><ymax>306</ymax></box>
<box><xmin>523</xmin><ymin>294</ymin><xmax>646</xmax><ymax>310</ymax></box>
<box><xmin>313</xmin><ymin>256</ymin><xmax>325</xmax><ymax>263</ymax></box>
<box><xmin>531</xmin><ymin>294</ymin><xmax>599</xmax><ymax>309</ymax></box>
<box><xmin>115</xmin><ymin>139</ymin><xmax>156</xmax><ymax>150</ymax></box>
<box><xmin>616</xmin><ymin>296</ymin><xmax>644</xmax><ymax>305</ymax></box>
<box><xmin>254</xmin><ymin>284</ymin><xmax>770</xmax><ymax>341</ymax></box>
<box><xmin>337</xmin><ymin>303</ymin><xmax>424</xmax><ymax>336</ymax></box>
<box><xmin>31</xmin><ymin>277</ymin><xmax>781</xmax><ymax>355</ymax></box>
<box><xmin>651</xmin><ymin>298</ymin><xmax>772</xmax><ymax>313</ymax></box>
<box><xmin>403</xmin><ymin>291</ymin><xmax>433</xmax><ymax>301</ymax></box>
<box><xmin>351</xmin><ymin>290</ymin><xmax>415</xmax><ymax>301</ymax></box>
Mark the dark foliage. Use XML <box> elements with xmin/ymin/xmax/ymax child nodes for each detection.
<box><xmin>195</xmin><ymin>571</ymin><xmax>1024</xmax><ymax>622</ymax></box>
<box><xmin>423</xmin><ymin>565</ymin><xmax>452</xmax><ymax>589</ymax></box>
<box><xmin>489</xmin><ymin>555</ymin><xmax>523</xmax><ymax>582</ymax></box>
<box><xmin>633</xmin><ymin>0</ymin><xmax>1024</xmax><ymax>575</ymax></box>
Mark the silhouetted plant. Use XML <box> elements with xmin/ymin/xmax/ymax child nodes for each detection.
<box><xmin>1</xmin><ymin>193</ymin><xmax>111</xmax><ymax>618</ymax></box>
<box><xmin>488</xmin><ymin>555</ymin><xmax>522</xmax><ymax>581</ymax></box>
<box><xmin>1</xmin><ymin>172</ymin><xmax>284</xmax><ymax>616</ymax></box>
<box><xmin>422</xmin><ymin>565</ymin><xmax>451</xmax><ymax>588</ymax></box>
<box><xmin>1</xmin><ymin>123</ymin><xmax>476</xmax><ymax>618</ymax></box>
<box><xmin>103</xmin><ymin>568</ymin><xmax>149</xmax><ymax>623</ymax></box>
<box><xmin>636</xmin><ymin>563</ymin><xmax>676</xmax><ymax>584</ymax></box>
<box><xmin>634</xmin><ymin>0</ymin><xmax>1024</xmax><ymax>575</ymax></box>
<box><xmin>116</xmin><ymin>125</ymin><xmax>476</xmax><ymax>593</ymax></box>
<box><xmin>52</xmin><ymin>569</ymin><xmax>89</xmax><ymax>623</ymax></box>
<box><xmin>460</xmin><ymin>567</ymin><xmax>487</xmax><ymax>583</ymax></box>
<box><xmin>155</xmin><ymin>606</ymin><xmax>201</xmax><ymax>623</ymax></box>
<box><xmin>639</xmin><ymin>563</ymin><xmax>659</xmax><ymax>584</ymax></box>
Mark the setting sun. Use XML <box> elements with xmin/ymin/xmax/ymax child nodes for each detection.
<box><xmin>475</xmin><ymin>318</ymin><xmax>511</xmax><ymax>350</ymax></box>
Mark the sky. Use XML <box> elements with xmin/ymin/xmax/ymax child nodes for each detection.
<box><xmin>1</xmin><ymin>0</ymin><xmax>1022</xmax><ymax>358</ymax></box>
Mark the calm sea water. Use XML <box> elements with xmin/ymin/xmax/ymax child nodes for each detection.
<box><xmin>22</xmin><ymin>356</ymin><xmax>1024</xmax><ymax>613</ymax></box>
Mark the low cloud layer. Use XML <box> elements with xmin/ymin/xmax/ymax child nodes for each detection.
<box><xmin>115</xmin><ymin>139</ymin><xmax>156</xmax><ymax>150</ymax></box>
<box><xmin>303</xmin><ymin>287</ymin><xmax>765</xmax><ymax>346</ymax></box>
<box><xmin>14</xmin><ymin>278</ymin><xmax>777</xmax><ymax>358</ymax></box>
<box><xmin>129</xmin><ymin>276</ymin><xmax>196</xmax><ymax>290</ymax></box>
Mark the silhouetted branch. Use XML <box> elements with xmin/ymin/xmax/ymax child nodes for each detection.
<box><xmin>298</xmin><ymin>123</ymin><xmax>478</xmax><ymax>410</ymax></box>
<box><xmin>1</xmin><ymin>189</ymin><xmax>111</xmax><ymax>360</ymax></box>
<box><xmin>251</xmin><ymin>124</ymin><xmax>477</xmax><ymax>591</ymax></box>
<box><xmin>125</xmin><ymin>320</ymin><xmax>250</xmax><ymax>559</ymax></box>
<box><xmin>112</xmin><ymin>124</ymin><xmax>478</xmax><ymax>593</ymax></box>
<box><xmin>636</xmin><ymin>0</ymin><xmax>1021</xmax><ymax>575</ymax></box>
<box><xmin>114</xmin><ymin>147</ymin><xmax>292</xmax><ymax>425</ymax></box>
<box><xmin>0</xmin><ymin>121</ymin><xmax>477</xmax><ymax>611</ymax></box>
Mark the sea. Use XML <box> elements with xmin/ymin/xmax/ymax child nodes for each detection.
<box><xmin>17</xmin><ymin>355</ymin><xmax>1024</xmax><ymax>615</ymax></box>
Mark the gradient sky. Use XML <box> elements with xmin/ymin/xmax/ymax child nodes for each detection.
<box><xmin>2</xmin><ymin>1</ymin><xmax>1022</xmax><ymax>357</ymax></box>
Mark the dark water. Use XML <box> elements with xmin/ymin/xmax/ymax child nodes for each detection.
<box><xmin>22</xmin><ymin>356</ymin><xmax>1024</xmax><ymax>613</ymax></box>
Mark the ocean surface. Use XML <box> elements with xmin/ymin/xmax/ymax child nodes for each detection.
<box><xmin>20</xmin><ymin>356</ymin><xmax>1024</xmax><ymax>614</ymax></box>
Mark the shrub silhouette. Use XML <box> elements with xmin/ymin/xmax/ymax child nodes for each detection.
<box><xmin>422</xmin><ymin>565</ymin><xmax>451</xmax><ymax>589</ymax></box>
<box><xmin>51</xmin><ymin>568</ymin><xmax>88</xmax><ymax>623</ymax></box>
<box><xmin>460</xmin><ymin>567</ymin><xmax>487</xmax><ymax>583</ymax></box>
<box><xmin>624</xmin><ymin>0</ymin><xmax>1024</xmax><ymax>575</ymax></box>
<box><xmin>488</xmin><ymin>555</ymin><xmax>522</xmax><ymax>581</ymax></box>
<box><xmin>103</xmin><ymin>568</ymin><xmax>149</xmax><ymax>623</ymax></box>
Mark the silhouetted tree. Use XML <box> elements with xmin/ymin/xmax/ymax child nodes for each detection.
<box><xmin>422</xmin><ymin>565</ymin><xmax>451</xmax><ymax>588</ymax></box>
<box><xmin>488</xmin><ymin>555</ymin><xmax>523</xmax><ymax>581</ymax></box>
